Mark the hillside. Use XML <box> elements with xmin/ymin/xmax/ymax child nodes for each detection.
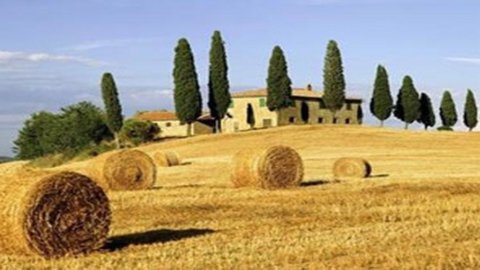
<box><xmin>1</xmin><ymin>125</ymin><xmax>480</xmax><ymax>269</ymax></box>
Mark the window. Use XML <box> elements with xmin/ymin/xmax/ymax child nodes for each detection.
<box><xmin>289</xmin><ymin>116</ymin><xmax>296</xmax><ymax>124</ymax></box>
<box><xmin>346</xmin><ymin>102</ymin><xmax>352</xmax><ymax>110</ymax></box>
<box><xmin>319</xmin><ymin>100</ymin><xmax>326</xmax><ymax>109</ymax></box>
<box><xmin>345</xmin><ymin>118</ymin><xmax>350</xmax><ymax>124</ymax></box>
<box><xmin>259</xmin><ymin>98</ymin><xmax>266</xmax><ymax>107</ymax></box>
<box><xmin>166</xmin><ymin>122</ymin><xmax>172</xmax><ymax>127</ymax></box>
<box><xmin>263</xmin><ymin>119</ymin><xmax>272</xmax><ymax>128</ymax></box>
<box><xmin>229</xmin><ymin>101</ymin><xmax>234</xmax><ymax>108</ymax></box>
<box><xmin>318</xmin><ymin>117</ymin><xmax>324</xmax><ymax>124</ymax></box>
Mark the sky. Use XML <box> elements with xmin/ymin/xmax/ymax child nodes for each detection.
<box><xmin>0</xmin><ymin>0</ymin><xmax>479</xmax><ymax>156</ymax></box>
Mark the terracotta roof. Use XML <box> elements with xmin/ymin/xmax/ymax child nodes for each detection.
<box><xmin>136</xmin><ymin>111</ymin><xmax>178</xmax><ymax>121</ymax></box>
<box><xmin>231</xmin><ymin>87</ymin><xmax>362</xmax><ymax>100</ymax></box>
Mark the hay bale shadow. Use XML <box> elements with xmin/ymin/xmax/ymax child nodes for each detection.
<box><xmin>104</xmin><ymin>228</ymin><xmax>214</xmax><ymax>252</ymax></box>
<box><xmin>301</xmin><ymin>179</ymin><xmax>339</xmax><ymax>187</ymax></box>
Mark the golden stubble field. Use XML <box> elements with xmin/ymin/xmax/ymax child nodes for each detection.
<box><xmin>1</xmin><ymin>124</ymin><xmax>480</xmax><ymax>269</ymax></box>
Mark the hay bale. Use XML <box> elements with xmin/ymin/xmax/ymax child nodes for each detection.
<box><xmin>0</xmin><ymin>171</ymin><xmax>110</xmax><ymax>258</ymax></box>
<box><xmin>152</xmin><ymin>151</ymin><xmax>181</xmax><ymax>167</ymax></box>
<box><xmin>333</xmin><ymin>157</ymin><xmax>372</xmax><ymax>178</ymax></box>
<box><xmin>231</xmin><ymin>145</ymin><xmax>304</xmax><ymax>189</ymax></box>
<box><xmin>55</xmin><ymin>149</ymin><xmax>156</xmax><ymax>191</ymax></box>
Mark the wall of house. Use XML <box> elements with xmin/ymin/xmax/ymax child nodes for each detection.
<box><xmin>223</xmin><ymin>97</ymin><xmax>278</xmax><ymax>133</ymax></box>
<box><xmin>194</xmin><ymin>121</ymin><xmax>214</xmax><ymax>135</ymax></box>
<box><xmin>277</xmin><ymin>98</ymin><xmax>362</xmax><ymax>125</ymax></box>
<box><xmin>153</xmin><ymin>120</ymin><xmax>189</xmax><ymax>137</ymax></box>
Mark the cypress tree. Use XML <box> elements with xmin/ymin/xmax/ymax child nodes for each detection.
<box><xmin>173</xmin><ymin>38</ymin><xmax>202</xmax><ymax>136</ymax></box>
<box><xmin>208</xmin><ymin>30</ymin><xmax>231</xmax><ymax>133</ymax></box>
<box><xmin>101</xmin><ymin>72</ymin><xmax>123</xmax><ymax>148</ymax></box>
<box><xmin>266</xmin><ymin>46</ymin><xmax>292</xmax><ymax>111</ymax></box>
<box><xmin>417</xmin><ymin>93</ymin><xmax>436</xmax><ymax>130</ymax></box>
<box><xmin>246</xmin><ymin>104</ymin><xmax>255</xmax><ymax>129</ymax></box>
<box><xmin>393</xmin><ymin>76</ymin><xmax>420</xmax><ymax>129</ymax></box>
<box><xmin>370</xmin><ymin>65</ymin><xmax>393</xmax><ymax>127</ymax></box>
<box><xmin>439</xmin><ymin>90</ymin><xmax>457</xmax><ymax>129</ymax></box>
<box><xmin>323</xmin><ymin>40</ymin><xmax>346</xmax><ymax>119</ymax></box>
<box><xmin>463</xmin><ymin>89</ymin><xmax>478</xmax><ymax>131</ymax></box>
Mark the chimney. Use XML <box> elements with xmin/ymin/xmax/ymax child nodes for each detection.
<box><xmin>306</xmin><ymin>84</ymin><xmax>312</xmax><ymax>91</ymax></box>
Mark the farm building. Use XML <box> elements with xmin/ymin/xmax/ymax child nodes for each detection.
<box><xmin>135</xmin><ymin>111</ymin><xmax>214</xmax><ymax>138</ymax></box>
<box><xmin>222</xmin><ymin>85</ymin><xmax>363</xmax><ymax>133</ymax></box>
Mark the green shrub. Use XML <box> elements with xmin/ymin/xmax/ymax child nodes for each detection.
<box><xmin>120</xmin><ymin>119</ymin><xmax>160</xmax><ymax>146</ymax></box>
<box><xmin>437</xmin><ymin>126</ymin><xmax>454</xmax><ymax>131</ymax></box>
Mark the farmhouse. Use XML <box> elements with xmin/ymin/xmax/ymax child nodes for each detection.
<box><xmin>222</xmin><ymin>85</ymin><xmax>363</xmax><ymax>133</ymax></box>
<box><xmin>135</xmin><ymin>111</ymin><xmax>214</xmax><ymax>138</ymax></box>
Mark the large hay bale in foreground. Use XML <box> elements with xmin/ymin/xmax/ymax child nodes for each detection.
<box><xmin>58</xmin><ymin>149</ymin><xmax>156</xmax><ymax>191</ymax></box>
<box><xmin>231</xmin><ymin>145</ymin><xmax>304</xmax><ymax>189</ymax></box>
<box><xmin>0</xmin><ymin>171</ymin><xmax>110</xmax><ymax>258</ymax></box>
<box><xmin>152</xmin><ymin>151</ymin><xmax>181</xmax><ymax>167</ymax></box>
<box><xmin>333</xmin><ymin>157</ymin><xmax>372</xmax><ymax>178</ymax></box>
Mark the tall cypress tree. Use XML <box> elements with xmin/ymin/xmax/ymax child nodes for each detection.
<box><xmin>417</xmin><ymin>92</ymin><xmax>435</xmax><ymax>130</ymax></box>
<box><xmin>370</xmin><ymin>65</ymin><xmax>393</xmax><ymax>127</ymax></box>
<box><xmin>173</xmin><ymin>38</ymin><xmax>202</xmax><ymax>136</ymax></box>
<box><xmin>463</xmin><ymin>89</ymin><xmax>478</xmax><ymax>131</ymax></box>
<box><xmin>266</xmin><ymin>46</ymin><xmax>292</xmax><ymax>111</ymax></box>
<box><xmin>247</xmin><ymin>104</ymin><xmax>255</xmax><ymax>129</ymax></box>
<box><xmin>101</xmin><ymin>72</ymin><xmax>123</xmax><ymax>148</ymax></box>
<box><xmin>439</xmin><ymin>90</ymin><xmax>457</xmax><ymax>129</ymax></box>
<box><xmin>323</xmin><ymin>40</ymin><xmax>346</xmax><ymax>120</ymax></box>
<box><xmin>208</xmin><ymin>30</ymin><xmax>231</xmax><ymax>133</ymax></box>
<box><xmin>393</xmin><ymin>76</ymin><xmax>420</xmax><ymax>129</ymax></box>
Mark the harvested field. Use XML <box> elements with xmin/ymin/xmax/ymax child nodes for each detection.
<box><xmin>1</xmin><ymin>125</ymin><xmax>480</xmax><ymax>268</ymax></box>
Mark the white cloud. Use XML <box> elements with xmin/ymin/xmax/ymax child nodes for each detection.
<box><xmin>0</xmin><ymin>50</ymin><xmax>107</xmax><ymax>67</ymax></box>
<box><xmin>64</xmin><ymin>37</ymin><xmax>161</xmax><ymax>51</ymax></box>
<box><xmin>445</xmin><ymin>57</ymin><xmax>480</xmax><ymax>65</ymax></box>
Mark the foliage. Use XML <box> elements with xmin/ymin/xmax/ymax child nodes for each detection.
<box><xmin>323</xmin><ymin>40</ymin><xmax>346</xmax><ymax>114</ymax></box>
<box><xmin>120</xmin><ymin>119</ymin><xmax>160</xmax><ymax>146</ymax></box>
<box><xmin>13</xmin><ymin>102</ymin><xmax>112</xmax><ymax>160</ymax></box>
<box><xmin>437</xmin><ymin>126</ymin><xmax>454</xmax><ymax>131</ymax></box>
<box><xmin>439</xmin><ymin>90</ymin><xmax>457</xmax><ymax>128</ymax></box>
<box><xmin>101</xmin><ymin>73</ymin><xmax>123</xmax><ymax>134</ymax></box>
<box><xmin>463</xmin><ymin>89</ymin><xmax>478</xmax><ymax>131</ymax></box>
<box><xmin>208</xmin><ymin>30</ymin><xmax>231</xmax><ymax>132</ymax></box>
<box><xmin>394</xmin><ymin>76</ymin><xmax>420</xmax><ymax>129</ymax></box>
<box><xmin>417</xmin><ymin>93</ymin><xmax>436</xmax><ymax>130</ymax></box>
<box><xmin>370</xmin><ymin>65</ymin><xmax>393</xmax><ymax>126</ymax></box>
<box><xmin>266</xmin><ymin>46</ymin><xmax>292</xmax><ymax>111</ymax></box>
<box><xmin>173</xmin><ymin>38</ymin><xmax>202</xmax><ymax>135</ymax></box>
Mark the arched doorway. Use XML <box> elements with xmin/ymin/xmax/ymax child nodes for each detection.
<box><xmin>301</xmin><ymin>101</ymin><xmax>309</xmax><ymax>124</ymax></box>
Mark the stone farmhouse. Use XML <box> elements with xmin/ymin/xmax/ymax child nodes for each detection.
<box><xmin>222</xmin><ymin>85</ymin><xmax>363</xmax><ymax>133</ymax></box>
<box><xmin>136</xmin><ymin>85</ymin><xmax>363</xmax><ymax>137</ymax></box>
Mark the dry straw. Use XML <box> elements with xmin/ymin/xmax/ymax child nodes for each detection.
<box><xmin>152</xmin><ymin>151</ymin><xmax>181</xmax><ymax>167</ymax></box>
<box><xmin>333</xmin><ymin>157</ymin><xmax>372</xmax><ymax>178</ymax></box>
<box><xmin>0</xmin><ymin>170</ymin><xmax>110</xmax><ymax>258</ymax></box>
<box><xmin>231</xmin><ymin>145</ymin><xmax>304</xmax><ymax>189</ymax></box>
<box><xmin>57</xmin><ymin>149</ymin><xmax>156</xmax><ymax>191</ymax></box>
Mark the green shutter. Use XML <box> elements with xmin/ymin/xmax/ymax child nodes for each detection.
<box><xmin>259</xmin><ymin>98</ymin><xmax>266</xmax><ymax>107</ymax></box>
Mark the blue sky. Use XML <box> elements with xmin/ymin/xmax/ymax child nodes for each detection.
<box><xmin>0</xmin><ymin>0</ymin><xmax>479</xmax><ymax>156</ymax></box>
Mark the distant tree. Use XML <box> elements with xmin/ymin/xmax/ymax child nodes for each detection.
<box><xmin>208</xmin><ymin>30</ymin><xmax>231</xmax><ymax>133</ymax></box>
<box><xmin>417</xmin><ymin>93</ymin><xmax>436</xmax><ymax>130</ymax></box>
<box><xmin>266</xmin><ymin>46</ymin><xmax>292</xmax><ymax>111</ymax></box>
<box><xmin>323</xmin><ymin>40</ymin><xmax>346</xmax><ymax>120</ymax></box>
<box><xmin>370</xmin><ymin>65</ymin><xmax>393</xmax><ymax>126</ymax></box>
<box><xmin>463</xmin><ymin>89</ymin><xmax>478</xmax><ymax>131</ymax></box>
<box><xmin>393</xmin><ymin>76</ymin><xmax>420</xmax><ymax>129</ymax></box>
<box><xmin>173</xmin><ymin>38</ymin><xmax>202</xmax><ymax>136</ymax></box>
<box><xmin>246</xmin><ymin>104</ymin><xmax>255</xmax><ymax>129</ymax></box>
<box><xmin>439</xmin><ymin>90</ymin><xmax>457</xmax><ymax>129</ymax></box>
<box><xmin>13</xmin><ymin>112</ymin><xmax>58</xmax><ymax>159</ymax></box>
<box><xmin>101</xmin><ymin>72</ymin><xmax>123</xmax><ymax>148</ymax></box>
<box><xmin>120</xmin><ymin>119</ymin><xmax>160</xmax><ymax>146</ymax></box>
<box><xmin>357</xmin><ymin>105</ymin><xmax>364</xmax><ymax>124</ymax></box>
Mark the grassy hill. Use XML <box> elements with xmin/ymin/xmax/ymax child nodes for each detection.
<box><xmin>1</xmin><ymin>125</ymin><xmax>480</xmax><ymax>268</ymax></box>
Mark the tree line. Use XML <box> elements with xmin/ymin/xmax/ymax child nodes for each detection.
<box><xmin>370</xmin><ymin>65</ymin><xmax>478</xmax><ymax>131</ymax></box>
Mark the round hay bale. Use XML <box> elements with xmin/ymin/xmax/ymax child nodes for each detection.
<box><xmin>103</xmin><ymin>149</ymin><xmax>156</xmax><ymax>190</ymax></box>
<box><xmin>54</xmin><ymin>149</ymin><xmax>156</xmax><ymax>191</ymax></box>
<box><xmin>231</xmin><ymin>145</ymin><xmax>304</xmax><ymax>189</ymax></box>
<box><xmin>333</xmin><ymin>157</ymin><xmax>372</xmax><ymax>178</ymax></box>
<box><xmin>152</xmin><ymin>151</ymin><xmax>181</xmax><ymax>167</ymax></box>
<box><xmin>0</xmin><ymin>171</ymin><xmax>110</xmax><ymax>258</ymax></box>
